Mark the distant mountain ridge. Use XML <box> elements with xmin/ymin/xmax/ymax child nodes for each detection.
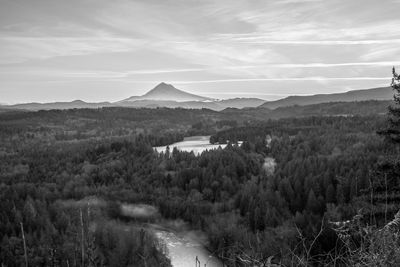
<box><xmin>4</xmin><ymin>83</ymin><xmax>266</xmax><ymax>111</ymax></box>
<box><xmin>6</xmin><ymin>100</ymin><xmax>112</xmax><ymax>111</ymax></box>
<box><xmin>260</xmin><ymin>86</ymin><xmax>393</xmax><ymax>109</ymax></box>
<box><xmin>222</xmin><ymin>100</ymin><xmax>391</xmax><ymax>121</ymax></box>
<box><xmin>2</xmin><ymin>84</ymin><xmax>394</xmax><ymax>111</ymax></box>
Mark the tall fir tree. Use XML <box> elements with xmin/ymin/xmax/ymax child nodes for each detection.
<box><xmin>379</xmin><ymin>67</ymin><xmax>400</xmax><ymax>143</ymax></box>
<box><xmin>370</xmin><ymin>67</ymin><xmax>400</xmax><ymax>223</ymax></box>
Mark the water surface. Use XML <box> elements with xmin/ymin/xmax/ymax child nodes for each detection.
<box><xmin>151</xmin><ymin>225</ymin><xmax>222</xmax><ymax>267</ymax></box>
<box><xmin>154</xmin><ymin>135</ymin><xmax>241</xmax><ymax>156</ymax></box>
<box><xmin>121</xmin><ymin>203</ymin><xmax>223</xmax><ymax>267</ymax></box>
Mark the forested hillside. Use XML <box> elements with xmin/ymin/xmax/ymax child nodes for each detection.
<box><xmin>1</xmin><ymin>101</ymin><xmax>397</xmax><ymax>265</ymax></box>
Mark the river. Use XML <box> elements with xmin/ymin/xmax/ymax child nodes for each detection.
<box><xmin>154</xmin><ymin>135</ymin><xmax>241</xmax><ymax>156</ymax></box>
<box><xmin>150</xmin><ymin>224</ymin><xmax>222</xmax><ymax>267</ymax></box>
<box><xmin>121</xmin><ymin>203</ymin><xmax>223</xmax><ymax>267</ymax></box>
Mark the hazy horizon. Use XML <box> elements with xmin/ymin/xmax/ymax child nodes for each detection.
<box><xmin>1</xmin><ymin>0</ymin><xmax>399</xmax><ymax>104</ymax></box>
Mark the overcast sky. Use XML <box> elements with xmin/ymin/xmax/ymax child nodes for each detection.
<box><xmin>1</xmin><ymin>0</ymin><xmax>400</xmax><ymax>104</ymax></box>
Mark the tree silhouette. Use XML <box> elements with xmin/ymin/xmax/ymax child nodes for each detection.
<box><xmin>379</xmin><ymin>67</ymin><xmax>400</xmax><ymax>143</ymax></box>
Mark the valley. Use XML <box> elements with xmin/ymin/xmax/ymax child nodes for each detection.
<box><xmin>1</xmin><ymin>102</ymin><xmax>396</xmax><ymax>266</ymax></box>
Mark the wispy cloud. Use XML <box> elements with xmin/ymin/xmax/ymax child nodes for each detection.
<box><xmin>0</xmin><ymin>35</ymin><xmax>146</xmax><ymax>63</ymax></box>
<box><xmin>170</xmin><ymin>77</ymin><xmax>390</xmax><ymax>84</ymax></box>
<box><xmin>222</xmin><ymin>39</ymin><xmax>400</xmax><ymax>45</ymax></box>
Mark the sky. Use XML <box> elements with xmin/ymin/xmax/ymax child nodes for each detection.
<box><xmin>1</xmin><ymin>0</ymin><xmax>400</xmax><ymax>104</ymax></box>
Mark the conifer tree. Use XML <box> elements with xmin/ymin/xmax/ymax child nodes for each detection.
<box><xmin>372</xmin><ymin>67</ymin><xmax>400</xmax><ymax>221</ymax></box>
<box><xmin>379</xmin><ymin>67</ymin><xmax>400</xmax><ymax>143</ymax></box>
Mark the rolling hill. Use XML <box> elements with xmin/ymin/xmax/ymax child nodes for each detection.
<box><xmin>260</xmin><ymin>86</ymin><xmax>393</xmax><ymax>109</ymax></box>
<box><xmin>222</xmin><ymin>100</ymin><xmax>391</xmax><ymax>121</ymax></box>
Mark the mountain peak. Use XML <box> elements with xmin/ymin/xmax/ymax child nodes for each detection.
<box><xmin>150</xmin><ymin>82</ymin><xmax>176</xmax><ymax>92</ymax></box>
<box><xmin>122</xmin><ymin>83</ymin><xmax>211</xmax><ymax>102</ymax></box>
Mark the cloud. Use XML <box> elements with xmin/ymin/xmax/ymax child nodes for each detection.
<box><xmin>275</xmin><ymin>0</ymin><xmax>322</xmax><ymax>3</ymax></box>
<box><xmin>266</xmin><ymin>61</ymin><xmax>400</xmax><ymax>68</ymax></box>
<box><xmin>225</xmin><ymin>39</ymin><xmax>400</xmax><ymax>45</ymax></box>
<box><xmin>0</xmin><ymin>0</ymin><xmax>399</xmax><ymax>103</ymax></box>
<box><xmin>361</xmin><ymin>46</ymin><xmax>400</xmax><ymax>61</ymax></box>
<box><xmin>0</xmin><ymin>35</ymin><xmax>146</xmax><ymax>63</ymax></box>
<box><xmin>152</xmin><ymin>77</ymin><xmax>391</xmax><ymax>84</ymax></box>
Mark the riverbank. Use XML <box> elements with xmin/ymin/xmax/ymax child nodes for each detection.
<box><xmin>120</xmin><ymin>203</ymin><xmax>223</xmax><ymax>267</ymax></box>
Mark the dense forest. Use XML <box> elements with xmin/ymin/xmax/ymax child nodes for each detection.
<box><xmin>0</xmin><ymin>98</ymin><xmax>399</xmax><ymax>266</ymax></box>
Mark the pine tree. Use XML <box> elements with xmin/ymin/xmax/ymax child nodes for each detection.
<box><xmin>370</xmin><ymin>67</ymin><xmax>400</xmax><ymax>222</ymax></box>
<box><xmin>378</xmin><ymin>67</ymin><xmax>400</xmax><ymax>143</ymax></box>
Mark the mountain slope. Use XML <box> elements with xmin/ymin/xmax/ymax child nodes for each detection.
<box><xmin>121</xmin><ymin>82</ymin><xmax>212</xmax><ymax>102</ymax></box>
<box><xmin>260</xmin><ymin>86</ymin><xmax>393</xmax><ymax>109</ymax></box>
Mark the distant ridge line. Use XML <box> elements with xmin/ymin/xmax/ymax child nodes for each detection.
<box><xmin>1</xmin><ymin>84</ymin><xmax>394</xmax><ymax>111</ymax></box>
